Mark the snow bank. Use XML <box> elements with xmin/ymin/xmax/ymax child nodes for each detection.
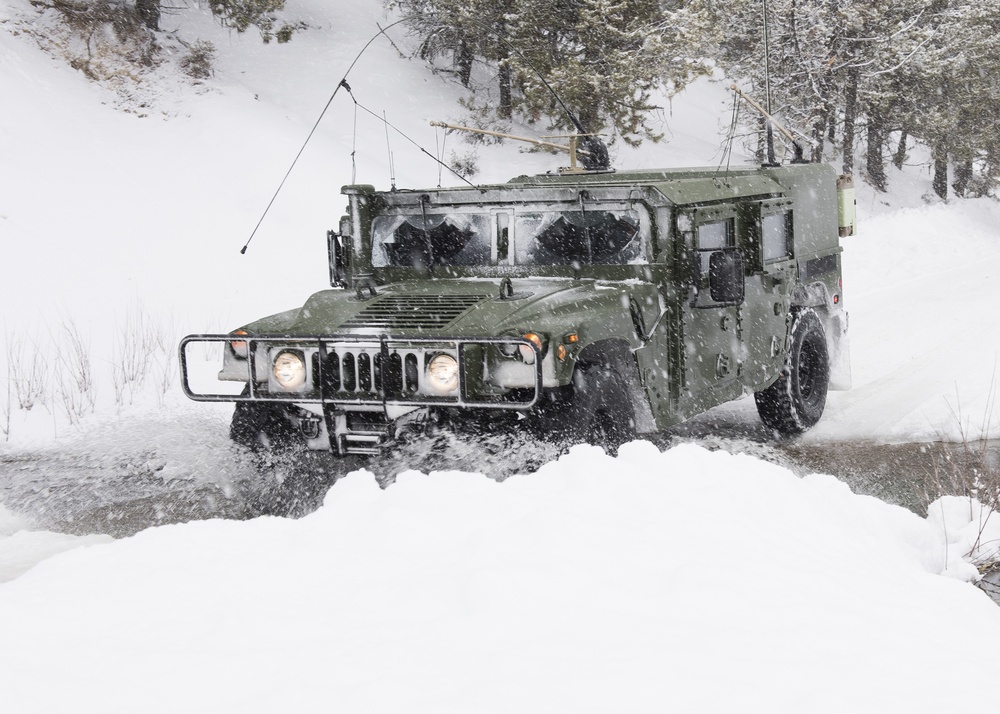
<box><xmin>0</xmin><ymin>529</ymin><xmax>112</xmax><ymax>584</ymax></box>
<box><xmin>2</xmin><ymin>443</ymin><xmax>999</xmax><ymax>713</ymax></box>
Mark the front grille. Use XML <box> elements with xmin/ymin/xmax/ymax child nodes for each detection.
<box><xmin>311</xmin><ymin>346</ymin><xmax>424</xmax><ymax>399</ymax></box>
<box><xmin>339</xmin><ymin>294</ymin><xmax>487</xmax><ymax>331</ymax></box>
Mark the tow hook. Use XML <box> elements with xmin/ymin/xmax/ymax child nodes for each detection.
<box><xmin>299</xmin><ymin>413</ymin><xmax>323</xmax><ymax>439</ymax></box>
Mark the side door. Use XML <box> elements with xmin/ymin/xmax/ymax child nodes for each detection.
<box><xmin>676</xmin><ymin>205</ymin><xmax>746</xmax><ymax>414</ymax></box>
<box><xmin>739</xmin><ymin>199</ymin><xmax>795</xmax><ymax>390</ymax></box>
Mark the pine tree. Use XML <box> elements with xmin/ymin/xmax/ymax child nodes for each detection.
<box><xmin>208</xmin><ymin>0</ymin><xmax>289</xmax><ymax>42</ymax></box>
<box><xmin>699</xmin><ymin>0</ymin><xmax>933</xmax><ymax>185</ymax></box>
<box><xmin>128</xmin><ymin>0</ymin><xmax>291</xmax><ymax>42</ymax></box>
<box><xmin>390</xmin><ymin>0</ymin><xmax>710</xmax><ymax>145</ymax></box>
<box><xmin>898</xmin><ymin>1</ymin><xmax>1000</xmax><ymax>197</ymax></box>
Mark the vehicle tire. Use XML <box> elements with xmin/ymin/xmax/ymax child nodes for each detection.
<box><xmin>754</xmin><ymin>309</ymin><xmax>830</xmax><ymax>435</ymax></box>
<box><xmin>230</xmin><ymin>389</ymin><xmax>299</xmax><ymax>452</ymax></box>
<box><xmin>537</xmin><ymin>359</ymin><xmax>637</xmax><ymax>456</ymax></box>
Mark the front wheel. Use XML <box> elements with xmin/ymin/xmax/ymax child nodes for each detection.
<box><xmin>230</xmin><ymin>389</ymin><xmax>300</xmax><ymax>453</ymax></box>
<box><xmin>755</xmin><ymin>310</ymin><xmax>830</xmax><ymax>435</ymax></box>
<box><xmin>534</xmin><ymin>359</ymin><xmax>637</xmax><ymax>455</ymax></box>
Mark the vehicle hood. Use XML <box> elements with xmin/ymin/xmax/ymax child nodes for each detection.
<box><xmin>253</xmin><ymin>278</ymin><xmax>648</xmax><ymax>338</ymax></box>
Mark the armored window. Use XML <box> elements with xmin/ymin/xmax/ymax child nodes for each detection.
<box><xmin>372</xmin><ymin>213</ymin><xmax>491</xmax><ymax>268</ymax></box>
<box><xmin>697</xmin><ymin>219</ymin><xmax>733</xmax><ymax>250</ymax></box>
<box><xmin>515</xmin><ymin>209</ymin><xmax>645</xmax><ymax>266</ymax></box>
<box><xmin>762</xmin><ymin>212</ymin><xmax>792</xmax><ymax>262</ymax></box>
<box><xmin>689</xmin><ymin>216</ymin><xmax>743</xmax><ymax>307</ymax></box>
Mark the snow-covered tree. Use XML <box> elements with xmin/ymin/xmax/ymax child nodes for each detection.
<box><xmin>699</xmin><ymin>0</ymin><xmax>949</xmax><ymax>188</ymax></box>
<box><xmin>132</xmin><ymin>0</ymin><xmax>292</xmax><ymax>42</ymax></box>
<box><xmin>509</xmin><ymin>0</ymin><xmax>705</xmax><ymax>143</ymax></box>
<box><xmin>388</xmin><ymin>0</ymin><xmax>515</xmax><ymax>115</ymax></box>
<box><xmin>390</xmin><ymin>0</ymin><xmax>710</xmax><ymax>144</ymax></box>
<box><xmin>894</xmin><ymin>1</ymin><xmax>1000</xmax><ymax>197</ymax></box>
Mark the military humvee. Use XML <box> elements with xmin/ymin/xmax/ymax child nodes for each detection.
<box><xmin>180</xmin><ymin>161</ymin><xmax>851</xmax><ymax>457</ymax></box>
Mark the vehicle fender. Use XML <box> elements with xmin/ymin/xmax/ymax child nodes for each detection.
<box><xmin>574</xmin><ymin>340</ymin><xmax>657</xmax><ymax>434</ymax></box>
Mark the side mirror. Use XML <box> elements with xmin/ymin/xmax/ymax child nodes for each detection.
<box><xmin>709</xmin><ymin>249</ymin><xmax>745</xmax><ymax>305</ymax></box>
<box><xmin>327</xmin><ymin>230</ymin><xmax>350</xmax><ymax>288</ymax></box>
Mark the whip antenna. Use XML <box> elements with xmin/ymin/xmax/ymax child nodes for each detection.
<box><xmin>239</xmin><ymin>12</ymin><xmax>608</xmax><ymax>254</ymax></box>
<box><xmin>239</xmin><ymin>18</ymin><xmax>415</xmax><ymax>255</ymax></box>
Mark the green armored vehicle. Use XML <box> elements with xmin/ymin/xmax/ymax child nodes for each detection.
<box><xmin>181</xmin><ymin>162</ymin><xmax>851</xmax><ymax>457</ymax></box>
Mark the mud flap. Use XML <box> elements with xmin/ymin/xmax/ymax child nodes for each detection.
<box><xmin>825</xmin><ymin>312</ymin><xmax>852</xmax><ymax>391</ymax></box>
<box><xmin>626</xmin><ymin>348</ymin><xmax>659</xmax><ymax>434</ymax></box>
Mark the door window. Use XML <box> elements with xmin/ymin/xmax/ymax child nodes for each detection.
<box><xmin>762</xmin><ymin>212</ymin><xmax>792</xmax><ymax>263</ymax></box>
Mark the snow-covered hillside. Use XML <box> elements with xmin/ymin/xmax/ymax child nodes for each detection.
<box><xmin>2</xmin><ymin>1</ymin><xmax>1000</xmax><ymax>710</ymax></box>
<box><xmin>2</xmin><ymin>0</ymin><xmax>997</xmax><ymax>447</ymax></box>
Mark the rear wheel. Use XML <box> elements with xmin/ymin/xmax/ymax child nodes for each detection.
<box><xmin>755</xmin><ymin>310</ymin><xmax>830</xmax><ymax>435</ymax></box>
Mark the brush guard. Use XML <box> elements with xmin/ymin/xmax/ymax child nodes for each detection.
<box><xmin>179</xmin><ymin>333</ymin><xmax>543</xmax><ymax>410</ymax></box>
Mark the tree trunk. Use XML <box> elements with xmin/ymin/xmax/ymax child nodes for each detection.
<box><xmin>892</xmin><ymin>129</ymin><xmax>908</xmax><ymax>170</ymax></box>
<box><xmin>932</xmin><ymin>143</ymin><xmax>948</xmax><ymax>200</ymax></box>
<box><xmin>866</xmin><ymin>111</ymin><xmax>888</xmax><ymax>192</ymax></box>
<box><xmin>952</xmin><ymin>156</ymin><xmax>973</xmax><ymax>197</ymax></box>
<box><xmin>457</xmin><ymin>39</ymin><xmax>473</xmax><ymax>88</ymax></box>
<box><xmin>812</xmin><ymin>106</ymin><xmax>826</xmax><ymax>163</ymax></box>
<box><xmin>841</xmin><ymin>68</ymin><xmax>858</xmax><ymax>175</ymax></box>
<box><xmin>136</xmin><ymin>0</ymin><xmax>160</xmax><ymax>31</ymax></box>
<box><xmin>498</xmin><ymin>58</ymin><xmax>512</xmax><ymax>120</ymax></box>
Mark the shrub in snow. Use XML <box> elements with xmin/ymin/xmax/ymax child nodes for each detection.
<box><xmin>927</xmin><ymin>495</ymin><xmax>1000</xmax><ymax>580</ymax></box>
<box><xmin>180</xmin><ymin>40</ymin><xmax>215</xmax><ymax>80</ymax></box>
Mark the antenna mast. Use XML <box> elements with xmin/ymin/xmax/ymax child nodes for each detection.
<box><xmin>762</xmin><ymin>0</ymin><xmax>772</xmax><ymax>115</ymax></box>
<box><xmin>760</xmin><ymin>0</ymin><xmax>778</xmax><ymax>164</ymax></box>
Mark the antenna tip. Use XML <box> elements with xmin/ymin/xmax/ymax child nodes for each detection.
<box><xmin>240</xmin><ymin>246</ymin><xmax>248</xmax><ymax>255</ymax></box>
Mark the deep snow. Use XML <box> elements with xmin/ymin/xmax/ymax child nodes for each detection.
<box><xmin>4</xmin><ymin>443</ymin><xmax>1000</xmax><ymax>713</ymax></box>
<box><xmin>2</xmin><ymin>0</ymin><xmax>1000</xmax><ymax>710</ymax></box>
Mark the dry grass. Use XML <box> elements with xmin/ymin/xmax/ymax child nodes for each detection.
<box><xmin>922</xmin><ymin>375</ymin><xmax>1000</xmax><ymax>574</ymax></box>
<box><xmin>111</xmin><ymin>300</ymin><xmax>169</xmax><ymax>410</ymax></box>
<box><xmin>5</xmin><ymin>330</ymin><xmax>50</xmax><ymax>413</ymax></box>
<box><xmin>54</xmin><ymin>318</ymin><xmax>96</xmax><ymax>425</ymax></box>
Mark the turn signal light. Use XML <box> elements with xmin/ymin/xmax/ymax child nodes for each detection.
<box><xmin>230</xmin><ymin>330</ymin><xmax>249</xmax><ymax>359</ymax></box>
<box><xmin>523</xmin><ymin>333</ymin><xmax>544</xmax><ymax>352</ymax></box>
<box><xmin>520</xmin><ymin>332</ymin><xmax>545</xmax><ymax>364</ymax></box>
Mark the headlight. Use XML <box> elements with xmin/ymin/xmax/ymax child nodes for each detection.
<box><xmin>273</xmin><ymin>350</ymin><xmax>306</xmax><ymax>389</ymax></box>
<box><xmin>426</xmin><ymin>353</ymin><xmax>459</xmax><ymax>393</ymax></box>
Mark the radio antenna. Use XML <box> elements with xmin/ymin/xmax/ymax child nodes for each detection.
<box><xmin>240</xmin><ymin>13</ymin><xmax>608</xmax><ymax>254</ymax></box>
<box><xmin>762</xmin><ymin>0</ymin><xmax>772</xmax><ymax>115</ymax></box>
<box><xmin>240</xmin><ymin>18</ymin><xmax>415</xmax><ymax>255</ymax></box>
<box><xmin>760</xmin><ymin>0</ymin><xmax>777</xmax><ymax>165</ymax></box>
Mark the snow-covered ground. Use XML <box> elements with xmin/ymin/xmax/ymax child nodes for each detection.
<box><xmin>4</xmin><ymin>443</ymin><xmax>1000</xmax><ymax>712</ymax></box>
<box><xmin>2</xmin><ymin>1</ymin><xmax>1000</xmax><ymax>710</ymax></box>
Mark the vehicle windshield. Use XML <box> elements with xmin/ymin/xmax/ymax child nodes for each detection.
<box><xmin>514</xmin><ymin>210</ymin><xmax>642</xmax><ymax>265</ymax></box>
<box><xmin>371</xmin><ymin>214</ymin><xmax>492</xmax><ymax>269</ymax></box>
<box><xmin>372</xmin><ymin>206</ymin><xmax>647</xmax><ymax>268</ymax></box>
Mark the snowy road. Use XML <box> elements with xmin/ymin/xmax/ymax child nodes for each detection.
<box><xmin>3</xmin><ymin>407</ymin><xmax>996</xmax><ymax>539</ymax></box>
